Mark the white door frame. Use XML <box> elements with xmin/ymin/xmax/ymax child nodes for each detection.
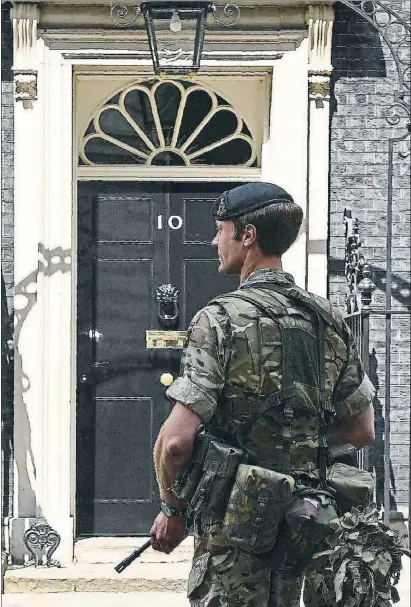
<box><xmin>11</xmin><ymin>5</ymin><xmax>333</xmax><ymax>564</ymax></box>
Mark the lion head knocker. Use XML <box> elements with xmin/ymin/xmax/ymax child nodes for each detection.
<box><xmin>156</xmin><ymin>284</ymin><xmax>179</xmax><ymax>330</ymax></box>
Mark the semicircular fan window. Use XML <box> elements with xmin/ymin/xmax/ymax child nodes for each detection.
<box><xmin>79</xmin><ymin>80</ymin><xmax>257</xmax><ymax>167</ymax></box>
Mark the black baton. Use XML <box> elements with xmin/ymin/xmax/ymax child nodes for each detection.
<box><xmin>114</xmin><ymin>539</ymin><xmax>152</xmax><ymax>573</ymax></box>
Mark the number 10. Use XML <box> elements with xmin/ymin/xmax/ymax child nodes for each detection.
<box><xmin>157</xmin><ymin>215</ymin><xmax>183</xmax><ymax>230</ymax></box>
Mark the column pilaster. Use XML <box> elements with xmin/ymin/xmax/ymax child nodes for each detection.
<box><xmin>12</xmin><ymin>3</ymin><xmax>39</xmax><ymax>108</ymax></box>
<box><xmin>306</xmin><ymin>5</ymin><xmax>334</xmax><ymax>297</ymax></box>
<box><xmin>10</xmin><ymin>2</ymin><xmax>74</xmax><ymax>565</ymax></box>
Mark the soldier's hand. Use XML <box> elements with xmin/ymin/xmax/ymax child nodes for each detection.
<box><xmin>150</xmin><ymin>511</ymin><xmax>186</xmax><ymax>554</ymax></box>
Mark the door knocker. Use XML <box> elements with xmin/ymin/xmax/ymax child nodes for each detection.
<box><xmin>156</xmin><ymin>284</ymin><xmax>179</xmax><ymax>330</ymax></box>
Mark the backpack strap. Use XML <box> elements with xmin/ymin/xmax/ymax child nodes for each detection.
<box><xmin>220</xmin><ymin>291</ymin><xmax>298</xmax><ymax>471</ymax></box>
<box><xmin>243</xmin><ymin>282</ymin><xmax>343</xmax><ymax>337</ymax></box>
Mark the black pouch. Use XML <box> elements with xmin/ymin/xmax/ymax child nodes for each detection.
<box><xmin>190</xmin><ymin>438</ymin><xmax>247</xmax><ymax>519</ymax></box>
<box><xmin>326</xmin><ymin>462</ymin><xmax>375</xmax><ymax>513</ymax></box>
<box><xmin>171</xmin><ymin>432</ymin><xmax>210</xmax><ymax>503</ymax></box>
<box><xmin>328</xmin><ymin>443</ymin><xmax>358</xmax><ymax>467</ymax></box>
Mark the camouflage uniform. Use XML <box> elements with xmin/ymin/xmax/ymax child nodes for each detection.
<box><xmin>166</xmin><ymin>269</ymin><xmax>375</xmax><ymax>607</ymax></box>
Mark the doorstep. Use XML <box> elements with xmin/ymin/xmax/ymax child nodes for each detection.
<box><xmin>4</xmin><ymin>538</ymin><xmax>193</xmax><ymax>594</ymax></box>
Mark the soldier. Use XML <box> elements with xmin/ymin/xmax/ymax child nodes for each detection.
<box><xmin>150</xmin><ymin>182</ymin><xmax>375</xmax><ymax>606</ymax></box>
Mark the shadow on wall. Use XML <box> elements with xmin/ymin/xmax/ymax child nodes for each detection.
<box><xmin>330</xmin><ymin>1</ymin><xmax>387</xmax><ymax>116</ymax></box>
<box><xmin>1</xmin><ymin>1</ymin><xmax>13</xmax><ymax>83</ymax></box>
<box><xmin>13</xmin><ymin>245</ymin><xmax>71</xmax><ymax>519</ymax></box>
<box><xmin>329</xmin><ymin>258</ymin><xmax>411</xmax><ymax>310</ymax></box>
<box><xmin>367</xmin><ymin>348</ymin><xmax>399</xmax><ymax>512</ymax></box>
<box><xmin>1</xmin><ymin>270</ymin><xmax>14</xmax><ymax>523</ymax></box>
<box><xmin>329</xmin><ymin>256</ymin><xmax>410</xmax><ymax>511</ymax></box>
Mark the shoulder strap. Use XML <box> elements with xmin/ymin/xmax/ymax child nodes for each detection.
<box><xmin>211</xmin><ymin>291</ymin><xmax>289</xmax><ymax>317</ymax></box>
<box><xmin>241</xmin><ymin>282</ymin><xmax>343</xmax><ymax>336</ymax></box>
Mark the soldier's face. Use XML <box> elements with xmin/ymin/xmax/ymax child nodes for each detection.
<box><xmin>212</xmin><ymin>220</ymin><xmax>246</xmax><ymax>276</ymax></box>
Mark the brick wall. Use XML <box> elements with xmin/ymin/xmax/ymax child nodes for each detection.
<box><xmin>1</xmin><ymin>0</ymin><xmax>14</xmax><ymax>522</ymax></box>
<box><xmin>329</xmin><ymin>1</ymin><xmax>410</xmax><ymax>509</ymax></box>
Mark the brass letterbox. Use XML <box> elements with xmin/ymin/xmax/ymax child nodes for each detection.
<box><xmin>146</xmin><ymin>330</ymin><xmax>187</xmax><ymax>349</ymax></box>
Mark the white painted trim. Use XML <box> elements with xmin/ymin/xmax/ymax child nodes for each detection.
<box><xmin>306</xmin><ymin>6</ymin><xmax>334</xmax><ymax>297</ymax></box>
<box><xmin>262</xmin><ymin>40</ymin><xmax>309</xmax><ymax>289</ymax></box>
<box><xmin>12</xmin><ymin>36</ymin><xmax>75</xmax><ymax>565</ymax></box>
<box><xmin>307</xmin><ymin>96</ymin><xmax>331</xmax><ymax>297</ymax></box>
<box><xmin>77</xmin><ymin>166</ymin><xmax>261</xmax><ymax>181</ymax></box>
<box><xmin>74</xmin><ymin>67</ymin><xmax>273</xmax><ymax>77</ymax></box>
<box><xmin>40</xmin><ymin>43</ymin><xmax>74</xmax><ymax>564</ymax></box>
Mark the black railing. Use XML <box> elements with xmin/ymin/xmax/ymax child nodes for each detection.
<box><xmin>344</xmin><ymin>209</ymin><xmax>410</xmax><ymax>524</ymax></box>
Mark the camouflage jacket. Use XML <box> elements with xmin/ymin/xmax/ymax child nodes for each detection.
<box><xmin>166</xmin><ymin>269</ymin><xmax>375</xmax><ymax>473</ymax></box>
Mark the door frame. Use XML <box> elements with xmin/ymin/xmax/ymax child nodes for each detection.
<box><xmin>12</xmin><ymin>40</ymin><xmax>313</xmax><ymax>564</ymax></box>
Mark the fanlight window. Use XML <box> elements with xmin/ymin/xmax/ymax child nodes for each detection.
<box><xmin>79</xmin><ymin>80</ymin><xmax>257</xmax><ymax>167</ymax></box>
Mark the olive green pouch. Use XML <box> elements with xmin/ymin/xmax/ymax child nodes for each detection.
<box><xmin>222</xmin><ymin>464</ymin><xmax>295</xmax><ymax>554</ymax></box>
<box><xmin>326</xmin><ymin>462</ymin><xmax>375</xmax><ymax>513</ymax></box>
<box><xmin>190</xmin><ymin>439</ymin><xmax>247</xmax><ymax>518</ymax></box>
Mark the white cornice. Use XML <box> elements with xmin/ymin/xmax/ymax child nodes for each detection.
<box><xmin>41</xmin><ymin>25</ymin><xmax>307</xmax><ymax>53</ymax></box>
<box><xmin>13</xmin><ymin>1</ymin><xmax>333</xmax><ymax>6</ymax></box>
<box><xmin>37</xmin><ymin>5</ymin><xmax>307</xmax><ymax>30</ymax></box>
<box><xmin>77</xmin><ymin>165</ymin><xmax>261</xmax><ymax>181</ymax></box>
<box><xmin>12</xmin><ymin>0</ymin><xmax>316</xmax><ymax>51</ymax></box>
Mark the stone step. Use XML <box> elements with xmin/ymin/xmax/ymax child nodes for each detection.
<box><xmin>4</xmin><ymin>556</ymin><xmax>410</xmax><ymax>605</ymax></box>
<box><xmin>4</xmin><ymin>561</ymin><xmax>191</xmax><ymax>594</ymax></box>
<box><xmin>74</xmin><ymin>536</ymin><xmax>194</xmax><ymax>564</ymax></box>
<box><xmin>3</xmin><ymin>593</ymin><xmax>190</xmax><ymax>607</ymax></box>
<box><xmin>5</xmin><ymin>539</ymin><xmax>409</xmax><ymax>603</ymax></box>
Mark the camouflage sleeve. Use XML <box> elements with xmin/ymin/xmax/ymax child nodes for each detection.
<box><xmin>165</xmin><ymin>304</ymin><xmax>230</xmax><ymax>423</ymax></box>
<box><xmin>332</xmin><ymin>317</ymin><xmax>375</xmax><ymax>422</ymax></box>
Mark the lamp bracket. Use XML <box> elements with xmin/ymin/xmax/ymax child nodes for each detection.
<box><xmin>210</xmin><ymin>3</ymin><xmax>240</xmax><ymax>26</ymax></box>
<box><xmin>111</xmin><ymin>2</ymin><xmax>241</xmax><ymax>28</ymax></box>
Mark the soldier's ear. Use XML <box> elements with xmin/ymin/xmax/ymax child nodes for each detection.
<box><xmin>242</xmin><ymin>224</ymin><xmax>258</xmax><ymax>248</ymax></box>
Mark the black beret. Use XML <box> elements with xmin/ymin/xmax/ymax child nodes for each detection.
<box><xmin>211</xmin><ymin>182</ymin><xmax>294</xmax><ymax>221</ymax></box>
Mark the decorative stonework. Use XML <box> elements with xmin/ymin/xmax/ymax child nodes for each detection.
<box><xmin>306</xmin><ymin>4</ymin><xmax>334</xmax><ymax>76</ymax></box>
<box><xmin>12</xmin><ymin>3</ymin><xmax>39</xmax><ymax>54</ymax></box>
<box><xmin>14</xmin><ymin>69</ymin><xmax>37</xmax><ymax>102</ymax></box>
<box><xmin>308</xmin><ymin>76</ymin><xmax>330</xmax><ymax>105</ymax></box>
<box><xmin>11</xmin><ymin>3</ymin><xmax>39</xmax><ymax>105</ymax></box>
<box><xmin>306</xmin><ymin>4</ymin><xmax>334</xmax><ymax>107</ymax></box>
<box><xmin>23</xmin><ymin>521</ymin><xmax>61</xmax><ymax>568</ymax></box>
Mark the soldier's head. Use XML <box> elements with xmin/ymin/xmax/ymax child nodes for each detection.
<box><xmin>211</xmin><ymin>182</ymin><xmax>303</xmax><ymax>276</ymax></box>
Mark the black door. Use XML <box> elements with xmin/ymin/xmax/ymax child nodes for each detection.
<box><xmin>76</xmin><ymin>181</ymin><xmax>241</xmax><ymax>536</ymax></box>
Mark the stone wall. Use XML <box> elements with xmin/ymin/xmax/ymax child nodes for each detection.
<box><xmin>1</xmin><ymin>0</ymin><xmax>14</xmax><ymax>522</ymax></box>
<box><xmin>328</xmin><ymin>0</ymin><xmax>410</xmax><ymax>510</ymax></box>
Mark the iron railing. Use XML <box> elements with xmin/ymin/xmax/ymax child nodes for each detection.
<box><xmin>340</xmin><ymin>0</ymin><xmax>410</xmax><ymax>524</ymax></box>
<box><xmin>344</xmin><ymin>209</ymin><xmax>410</xmax><ymax>524</ymax></box>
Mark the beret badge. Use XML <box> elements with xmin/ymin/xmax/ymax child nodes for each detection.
<box><xmin>217</xmin><ymin>197</ymin><xmax>226</xmax><ymax>217</ymax></box>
